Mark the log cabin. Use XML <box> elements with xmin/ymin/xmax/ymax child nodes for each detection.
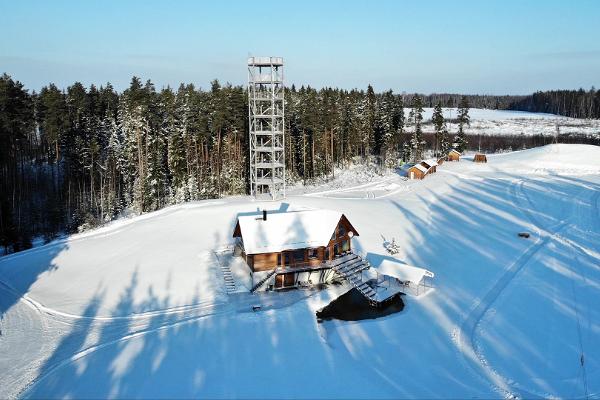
<box><xmin>420</xmin><ymin>159</ymin><xmax>438</xmax><ymax>173</ymax></box>
<box><xmin>473</xmin><ymin>153</ymin><xmax>487</xmax><ymax>163</ymax></box>
<box><xmin>447</xmin><ymin>149</ymin><xmax>461</xmax><ymax>161</ymax></box>
<box><xmin>407</xmin><ymin>163</ymin><xmax>429</xmax><ymax>180</ymax></box>
<box><xmin>233</xmin><ymin>209</ymin><xmax>359</xmax><ymax>291</ymax></box>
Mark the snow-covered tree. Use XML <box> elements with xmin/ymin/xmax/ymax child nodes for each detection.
<box><xmin>409</xmin><ymin>95</ymin><xmax>426</xmax><ymax>162</ymax></box>
<box><xmin>454</xmin><ymin>96</ymin><xmax>470</xmax><ymax>152</ymax></box>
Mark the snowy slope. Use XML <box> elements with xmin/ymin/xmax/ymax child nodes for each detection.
<box><xmin>1</xmin><ymin>144</ymin><xmax>600</xmax><ymax>399</ymax></box>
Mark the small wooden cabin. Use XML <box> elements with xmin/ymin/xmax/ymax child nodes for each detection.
<box><xmin>407</xmin><ymin>164</ymin><xmax>428</xmax><ymax>180</ymax></box>
<box><xmin>447</xmin><ymin>149</ymin><xmax>461</xmax><ymax>161</ymax></box>
<box><xmin>473</xmin><ymin>153</ymin><xmax>487</xmax><ymax>163</ymax></box>
<box><xmin>233</xmin><ymin>209</ymin><xmax>359</xmax><ymax>290</ymax></box>
<box><xmin>420</xmin><ymin>159</ymin><xmax>438</xmax><ymax>174</ymax></box>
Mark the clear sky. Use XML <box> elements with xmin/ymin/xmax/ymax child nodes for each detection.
<box><xmin>1</xmin><ymin>0</ymin><xmax>599</xmax><ymax>94</ymax></box>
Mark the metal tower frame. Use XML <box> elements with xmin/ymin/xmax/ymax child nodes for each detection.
<box><xmin>248</xmin><ymin>56</ymin><xmax>285</xmax><ymax>200</ymax></box>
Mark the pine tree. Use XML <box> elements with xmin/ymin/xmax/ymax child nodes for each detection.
<box><xmin>454</xmin><ymin>96</ymin><xmax>470</xmax><ymax>152</ymax></box>
<box><xmin>431</xmin><ymin>102</ymin><xmax>445</xmax><ymax>157</ymax></box>
<box><xmin>409</xmin><ymin>95</ymin><xmax>425</xmax><ymax>162</ymax></box>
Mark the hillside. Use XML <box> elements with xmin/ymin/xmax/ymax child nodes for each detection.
<box><xmin>1</xmin><ymin>144</ymin><xmax>599</xmax><ymax>399</ymax></box>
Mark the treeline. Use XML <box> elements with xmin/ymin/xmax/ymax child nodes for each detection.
<box><xmin>508</xmin><ymin>88</ymin><xmax>600</xmax><ymax>118</ymax></box>
<box><xmin>417</xmin><ymin>93</ymin><xmax>524</xmax><ymax>110</ymax></box>
<box><xmin>2</xmin><ymin>74</ymin><xmax>473</xmax><ymax>252</ymax></box>
<box><xmin>2</xmin><ymin>72</ymin><xmax>595</xmax><ymax>254</ymax></box>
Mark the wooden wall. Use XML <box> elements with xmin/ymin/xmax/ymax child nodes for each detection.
<box><xmin>448</xmin><ymin>152</ymin><xmax>460</xmax><ymax>161</ymax></box>
<box><xmin>408</xmin><ymin>167</ymin><xmax>426</xmax><ymax>180</ymax></box>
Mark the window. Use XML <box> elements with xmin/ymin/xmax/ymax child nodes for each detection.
<box><xmin>338</xmin><ymin>224</ymin><xmax>346</xmax><ymax>237</ymax></box>
<box><xmin>277</xmin><ymin>253</ymin><xmax>282</xmax><ymax>266</ymax></box>
<box><xmin>284</xmin><ymin>252</ymin><xmax>290</xmax><ymax>265</ymax></box>
<box><xmin>308</xmin><ymin>248</ymin><xmax>318</xmax><ymax>259</ymax></box>
<box><xmin>325</xmin><ymin>247</ymin><xmax>330</xmax><ymax>260</ymax></box>
<box><xmin>342</xmin><ymin>240</ymin><xmax>350</xmax><ymax>252</ymax></box>
<box><xmin>294</xmin><ymin>249</ymin><xmax>305</xmax><ymax>262</ymax></box>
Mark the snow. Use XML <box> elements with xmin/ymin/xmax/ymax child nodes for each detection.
<box><xmin>419</xmin><ymin>108</ymin><xmax>600</xmax><ymax>137</ymax></box>
<box><xmin>422</xmin><ymin>159</ymin><xmax>439</xmax><ymax>168</ymax></box>
<box><xmin>376</xmin><ymin>258</ymin><xmax>434</xmax><ymax>284</ymax></box>
<box><xmin>235</xmin><ymin>209</ymin><xmax>344</xmax><ymax>255</ymax></box>
<box><xmin>1</xmin><ymin>143</ymin><xmax>600</xmax><ymax>399</ymax></box>
<box><xmin>411</xmin><ymin>164</ymin><xmax>429</xmax><ymax>173</ymax></box>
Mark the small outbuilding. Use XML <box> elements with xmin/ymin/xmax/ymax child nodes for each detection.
<box><xmin>376</xmin><ymin>259</ymin><xmax>435</xmax><ymax>296</ymax></box>
<box><xmin>473</xmin><ymin>153</ymin><xmax>487</xmax><ymax>163</ymax></box>
<box><xmin>407</xmin><ymin>163</ymin><xmax>429</xmax><ymax>180</ymax></box>
<box><xmin>420</xmin><ymin>159</ymin><xmax>438</xmax><ymax>173</ymax></box>
<box><xmin>447</xmin><ymin>149</ymin><xmax>461</xmax><ymax>161</ymax></box>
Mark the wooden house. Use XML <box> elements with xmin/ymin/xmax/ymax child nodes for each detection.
<box><xmin>447</xmin><ymin>149</ymin><xmax>461</xmax><ymax>161</ymax></box>
<box><xmin>420</xmin><ymin>159</ymin><xmax>438</xmax><ymax>174</ymax></box>
<box><xmin>233</xmin><ymin>209</ymin><xmax>359</xmax><ymax>290</ymax></box>
<box><xmin>407</xmin><ymin>164</ymin><xmax>428</xmax><ymax>180</ymax></box>
<box><xmin>473</xmin><ymin>153</ymin><xmax>487</xmax><ymax>163</ymax></box>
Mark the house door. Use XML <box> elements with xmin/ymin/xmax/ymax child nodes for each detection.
<box><xmin>275</xmin><ymin>274</ymin><xmax>284</xmax><ymax>288</ymax></box>
<box><xmin>275</xmin><ymin>273</ymin><xmax>295</xmax><ymax>288</ymax></box>
<box><xmin>410</xmin><ymin>171</ymin><xmax>414</xmax><ymax>179</ymax></box>
<box><xmin>284</xmin><ymin>273</ymin><xmax>295</xmax><ymax>287</ymax></box>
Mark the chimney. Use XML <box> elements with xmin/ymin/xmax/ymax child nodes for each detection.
<box><xmin>263</xmin><ymin>210</ymin><xmax>267</xmax><ymax>221</ymax></box>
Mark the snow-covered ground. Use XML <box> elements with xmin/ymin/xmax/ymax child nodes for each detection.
<box><xmin>1</xmin><ymin>144</ymin><xmax>599</xmax><ymax>399</ymax></box>
<box><xmin>420</xmin><ymin>108</ymin><xmax>600</xmax><ymax>137</ymax></box>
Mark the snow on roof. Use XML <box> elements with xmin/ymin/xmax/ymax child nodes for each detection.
<box><xmin>236</xmin><ymin>209</ymin><xmax>345</xmax><ymax>255</ymax></box>
<box><xmin>449</xmin><ymin>149</ymin><xmax>461</xmax><ymax>155</ymax></box>
<box><xmin>377</xmin><ymin>259</ymin><xmax>434</xmax><ymax>284</ymax></box>
<box><xmin>410</xmin><ymin>164</ymin><xmax>429</xmax><ymax>173</ymax></box>
<box><xmin>421</xmin><ymin>159</ymin><xmax>439</xmax><ymax>167</ymax></box>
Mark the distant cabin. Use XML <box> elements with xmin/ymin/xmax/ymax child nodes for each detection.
<box><xmin>233</xmin><ymin>209</ymin><xmax>359</xmax><ymax>290</ymax></box>
<box><xmin>437</xmin><ymin>156</ymin><xmax>445</xmax><ymax>165</ymax></box>
<box><xmin>407</xmin><ymin>164</ymin><xmax>428</xmax><ymax>180</ymax></box>
<box><xmin>448</xmin><ymin>149</ymin><xmax>461</xmax><ymax>161</ymax></box>
<box><xmin>473</xmin><ymin>153</ymin><xmax>487</xmax><ymax>163</ymax></box>
<box><xmin>420</xmin><ymin>159</ymin><xmax>438</xmax><ymax>173</ymax></box>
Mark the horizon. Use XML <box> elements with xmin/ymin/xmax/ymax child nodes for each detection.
<box><xmin>1</xmin><ymin>0</ymin><xmax>600</xmax><ymax>95</ymax></box>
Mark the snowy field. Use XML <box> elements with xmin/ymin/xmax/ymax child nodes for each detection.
<box><xmin>420</xmin><ymin>108</ymin><xmax>600</xmax><ymax>138</ymax></box>
<box><xmin>1</xmin><ymin>144</ymin><xmax>600</xmax><ymax>398</ymax></box>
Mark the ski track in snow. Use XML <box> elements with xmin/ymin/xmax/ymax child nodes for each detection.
<box><xmin>8</xmin><ymin>279</ymin><xmax>330</xmax><ymax>398</ymax></box>
<box><xmin>457</xmin><ymin>178</ymin><xmax>577</xmax><ymax>399</ymax></box>
<box><xmin>458</xmin><ymin>177</ymin><xmax>598</xmax><ymax>399</ymax></box>
<box><xmin>0</xmin><ymin>201</ymin><xmax>226</xmax><ymax>264</ymax></box>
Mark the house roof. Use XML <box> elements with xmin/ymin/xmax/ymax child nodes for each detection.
<box><xmin>449</xmin><ymin>149</ymin><xmax>461</xmax><ymax>155</ymax></box>
<box><xmin>233</xmin><ymin>209</ymin><xmax>358</xmax><ymax>255</ymax></box>
<box><xmin>421</xmin><ymin>159</ymin><xmax>439</xmax><ymax>168</ymax></box>
<box><xmin>409</xmin><ymin>164</ymin><xmax>429</xmax><ymax>173</ymax></box>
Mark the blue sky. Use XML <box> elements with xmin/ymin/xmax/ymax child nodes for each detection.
<box><xmin>1</xmin><ymin>0</ymin><xmax>599</xmax><ymax>94</ymax></box>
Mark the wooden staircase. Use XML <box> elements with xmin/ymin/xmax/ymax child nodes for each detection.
<box><xmin>250</xmin><ymin>268</ymin><xmax>278</xmax><ymax>293</ymax></box>
<box><xmin>214</xmin><ymin>251</ymin><xmax>237</xmax><ymax>294</ymax></box>
<box><xmin>330</xmin><ymin>253</ymin><xmax>378</xmax><ymax>305</ymax></box>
